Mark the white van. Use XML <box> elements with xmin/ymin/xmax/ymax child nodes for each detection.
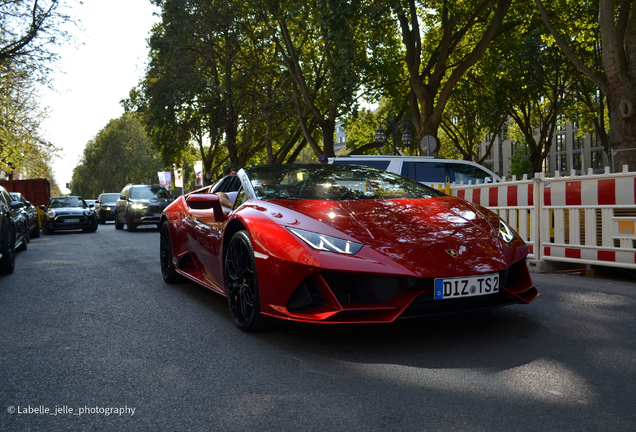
<box><xmin>329</xmin><ymin>155</ymin><xmax>500</xmax><ymax>185</ymax></box>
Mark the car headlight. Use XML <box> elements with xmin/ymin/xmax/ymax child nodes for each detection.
<box><xmin>288</xmin><ymin>227</ymin><xmax>363</xmax><ymax>255</ymax></box>
<box><xmin>47</xmin><ymin>210</ymin><xmax>56</xmax><ymax>218</ymax></box>
<box><xmin>104</xmin><ymin>206</ymin><xmax>111</xmax><ymax>211</ymax></box>
<box><xmin>131</xmin><ymin>203</ymin><xmax>147</xmax><ymax>210</ymax></box>
<box><xmin>498</xmin><ymin>219</ymin><xmax>515</xmax><ymax>244</ymax></box>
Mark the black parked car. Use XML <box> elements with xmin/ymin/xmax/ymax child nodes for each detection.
<box><xmin>9</xmin><ymin>192</ymin><xmax>40</xmax><ymax>239</ymax></box>
<box><xmin>42</xmin><ymin>196</ymin><xmax>98</xmax><ymax>234</ymax></box>
<box><xmin>115</xmin><ymin>184</ymin><xmax>172</xmax><ymax>232</ymax></box>
<box><xmin>95</xmin><ymin>193</ymin><xmax>120</xmax><ymax>224</ymax></box>
<box><xmin>0</xmin><ymin>185</ymin><xmax>28</xmax><ymax>274</ymax></box>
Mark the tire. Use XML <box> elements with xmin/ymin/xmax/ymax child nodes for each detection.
<box><xmin>225</xmin><ymin>230</ymin><xmax>264</xmax><ymax>332</ymax></box>
<box><xmin>160</xmin><ymin>221</ymin><xmax>182</xmax><ymax>283</ymax></box>
<box><xmin>42</xmin><ymin>225</ymin><xmax>54</xmax><ymax>235</ymax></box>
<box><xmin>115</xmin><ymin>216</ymin><xmax>123</xmax><ymax>230</ymax></box>
<box><xmin>126</xmin><ymin>213</ymin><xmax>137</xmax><ymax>232</ymax></box>
<box><xmin>0</xmin><ymin>222</ymin><xmax>16</xmax><ymax>274</ymax></box>
<box><xmin>83</xmin><ymin>218</ymin><xmax>98</xmax><ymax>233</ymax></box>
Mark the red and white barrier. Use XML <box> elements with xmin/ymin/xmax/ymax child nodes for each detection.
<box><xmin>450</xmin><ymin>166</ymin><xmax>636</xmax><ymax>271</ymax></box>
<box><xmin>452</xmin><ymin>175</ymin><xmax>539</xmax><ymax>259</ymax></box>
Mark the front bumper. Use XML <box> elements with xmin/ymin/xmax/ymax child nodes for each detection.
<box><xmin>44</xmin><ymin>215</ymin><xmax>96</xmax><ymax>231</ymax></box>
<box><xmin>98</xmin><ymin>208</ymin><xmax>116</xmax><ymax>221</ymax></box>
<box><xmin>130</xmin><ymin>204</ymin><xmax>166</xmax><ymax>224</ymax></box>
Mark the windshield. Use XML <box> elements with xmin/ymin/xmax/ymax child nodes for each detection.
<box><xmin>245</xmin><ymin>165</ymin><xmax>444</xmax><ymax>201</ymax></box>
<box><xmin>130</xmin><ymin>186</ymin><xmax>171</xmax><ymax>200</ymax></box>
<box><xmin>49</xmin><ymin>197</ymin><xmax>87</xmax><ymax>208</ymax></box>
<box><xmin>101</xmin><ymin>193</ymin><xmax>120</xmax><ymax>204</ymax></box>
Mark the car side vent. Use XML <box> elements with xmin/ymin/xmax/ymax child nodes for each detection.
<box><xmin>286</xmin><ymin>276</ymin><xmax>326</xmax><ymax>312</ymax></box>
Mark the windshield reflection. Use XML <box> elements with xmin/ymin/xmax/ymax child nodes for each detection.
<box><xmin>245</xmin><ymin>165</ymin><xmax>444</xmax><ymax>201</ymax></box>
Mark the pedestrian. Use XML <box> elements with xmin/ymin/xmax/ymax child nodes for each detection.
<box><xmin>319</xmin><ymin>155</ymin><xmax>328</xmax><ymax>164</ymax></box>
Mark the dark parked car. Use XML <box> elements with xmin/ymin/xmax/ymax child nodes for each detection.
<box><xmin>115</xmin><ymin>184</ymin><xmax>172</xmax><ymax>232</ymax></box>
<box><xmin>0</xmin><ymin>185</ymin><xmax>28</xmax><ymax>274</ymax></box>
<box><xmin>95</xmin><ymin>193</ymin><xmax>120</xmax><ymax>224</ymax></box>
<box><xmin>9</xmin><ymin>192</ymin><xmax>40</xmax><ymax>239</ymax></box>
<box><xmin>42</xmin><ymin>196</ymin><xmax>98</xmax><ymax>234</ymax></box>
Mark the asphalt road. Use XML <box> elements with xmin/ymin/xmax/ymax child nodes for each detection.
<box><xmin>1</xmin><ymin>223</ymin><xmax>635</xmax><ymax>431</ymax></box>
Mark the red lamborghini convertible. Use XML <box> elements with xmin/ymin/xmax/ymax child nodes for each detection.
<box><xmin>160</xmin><ymin>164</ymin><xmax>538</xmax><ymax>331</ymax></box>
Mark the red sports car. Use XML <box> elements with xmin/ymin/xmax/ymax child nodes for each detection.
<box><xmin>160</xmin><ymin>164</ymin><xmax>538</xmax><ymax>331</ymax></box>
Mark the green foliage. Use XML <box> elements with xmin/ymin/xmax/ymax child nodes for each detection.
<box><xmin>484</xmin><ymin>9</ymin><xmax>578</xmax><ymax>173</ymax></box>
<box><xmin>71</xmin><ymin>113</ymin><xmax>167</xmax><ymax>198</ymax></box>
<box><xmin>342</xmin><ymin>109</ymin><xmax>382</xmax><ymax>154</ymax></box>
<box><xmin>0</xmin><ymin>62</ymin><xmax>59</xmax><ymax>179</ymax></box>
<box><xmin>508</xmin><ymin>143</ymin><xmax>533</xmax><ymax>179</ymax></box>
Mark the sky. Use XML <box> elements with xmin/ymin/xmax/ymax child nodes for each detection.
<box><xmin>40</xmin><ymin>0</ymin><xmax>160</xmax><ymax>194</ymax></box>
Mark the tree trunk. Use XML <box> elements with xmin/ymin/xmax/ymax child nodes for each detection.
<box><xmin>607</xmin><ymin>83</ymin><xmax>636</xmax><ymax>171</ymax></box>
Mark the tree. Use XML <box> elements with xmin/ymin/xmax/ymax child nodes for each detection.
<box><xmin>0</xmin><ymin>61</ymin><xmax>58</xmax><ymax>178</ymax></box>
<box><xmin>263</xmin><ymin>0</ymin><xmax>402</xmax><ymax>158</ymax></box>
<box><xmin>440</xmin><ymin>72</ymin><xmax>507</xmax><ymax>163</ymax></box>
<box><xmin>483</xmin><ymin>10</ymin><xmax>577</xmax><ymax>174</ymax></box>
<box><xmin>392</xmin><ymin>0</ymin><xmax>513</xmax><ymax>156</ymax></box>
<box><xmin>535</xmin><ymin>0</ymin><xmax>636</xmax><ymax>171</ymax></box>
<box><xmin>128</xmin><ymin>0</ymin><xmax>307</xmax><ymax>181</ymax></box>
<box><xmin>0</xmin><ymin>0</ymin><xmax>74</xmax><ymax>78</ymax></box>
<box><xmin>71</xmin><ymin>113</ymin><xmax>166</xmax><ymax>198</ymax></box>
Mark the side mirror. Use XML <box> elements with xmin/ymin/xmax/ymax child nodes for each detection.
<box><xmin>120</xmin><ymin>195</ymin><xmax>125</xmax><ymax>200</ymax></box>
<box><xmin>39</xmin><ymin>205</ymin><xmax>46</xmax><ymax>210</ymax></box>
<box><xmin>185</xmin><ymin>194</ymin><xmax>227</xmax><ymax>221</ymax></box>
<box><xmin>10</xmin><ymin>201</ymin><xmax>25</xmax><ymax>210</ymax></box>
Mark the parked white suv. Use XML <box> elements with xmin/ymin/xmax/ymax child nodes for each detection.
<box><xmin>329</xmin><ymin>155</ymin><xmax>500</xmax><ymax>185</ymax></box>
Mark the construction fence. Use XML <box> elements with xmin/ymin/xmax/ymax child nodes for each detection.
<box><xmin>436</xmin><ymin>166</ymin><xmax>636</xmax><ymax>272</ymax></box>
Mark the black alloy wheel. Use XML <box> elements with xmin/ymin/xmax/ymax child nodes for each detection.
<box><xmin>0</xmin><ymin>223</ymin><xmax>16</xmax><ymax>274</ymax></box>
<box><xmin>224</xmin><ymin>230</ymin><xmax>264</xmax><ymax>332</ymax></box>
<box><xmin>159</xmin><ymin>221</ymin><xmax>181</xmax><ymax>283</ymax></box>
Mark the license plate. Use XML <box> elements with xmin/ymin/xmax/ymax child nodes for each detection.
<box><xmin>64</xmin><ymin>219</ymin><xmax>80</xmax><ymax>223</ymax></box>
<box><xmin>434</xmin><ymin>273</ymin><xmax>499</xmax><ymax>300</ymax></box>
<box><xmin>153</xmin><ymin>213</ymin><xmax>161</xmax><ymax>218</ymax></box>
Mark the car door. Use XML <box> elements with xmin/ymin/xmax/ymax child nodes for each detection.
<box><xmin>183</xmin><ymin>191</ymin><xmax>226</xmax><ymax>291</ymax></box>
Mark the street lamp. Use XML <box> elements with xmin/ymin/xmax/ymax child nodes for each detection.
<box><xmin>375</xmin><ymin>115</ymin><xmax>413</xmax><ymax>155</ymax></box>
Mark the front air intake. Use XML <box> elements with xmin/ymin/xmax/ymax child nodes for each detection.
<box><xmin>286</xmin><ymin>276</ymin><xmax>326</xmax><ymax>312</ymax></box>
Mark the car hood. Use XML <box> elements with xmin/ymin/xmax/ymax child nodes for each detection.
<box><xmin>267</xmin><ymin>196</ymin><xmax>497</xmax><ymax>248</ymax></box>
